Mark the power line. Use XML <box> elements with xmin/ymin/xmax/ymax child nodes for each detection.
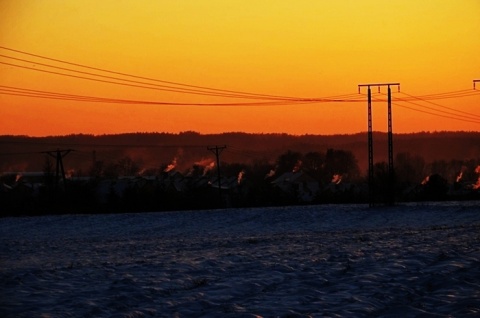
<box><xmin>0</xmin><ymin>46</ymin><xmax>305</xmax><ymax>101</ymax></box>
<box><xmin>4</xmin><ymin>46</ymin><xmax>479</xmax><ymax>104</ymax></box>
<box><xmin>0</xmin><ymin>85</ymin><xmax>367</xmax><ymax>106</ymax></box>
<box><xmin>1</xmin><ymin>61</ymin><xmax>276</xmax><ymax>100</ymax></box>
<box><xmin>408</xmin><ymin>89</ymin><xmax>479</xmax><ymax>100</ymax></box>
<box><xmin>382</xmin><ymin>95</ymin><xmax>480</xmax><ymax>123</ymax></box>
<box><xmin>399</xmin><ymin>91</ymin><xmax>480</xmax><ymax>119</ymax></box>
<box><xmin>5</xmin><ymin>84</ymin><xmax>479</xmax><ymax>108</ymax></box>
<box><xmin>395</xmin><ymin>103</ymin><xmax>480</xmax><ymax>124</ymax></box>
<box><xmin>384</xmin><ymin>94</ymin><xmax>480</xmax><ymax>124</ymax></box>
<box><xmin>0</xmin><ymin>55</ymin><xmax>307</xmax><ymax>101</ymax></box>
<box><xmin>2</xmin><ymin>85</ymin><xmax>479</xmax><ymax>126</ymax></box>
<box><xmin>0</xmin><ymin>84</ymin><xmax>320</xmax><ymax>106</ymax></box>
<box><xmin>371</xmin><ymin>95</ymin><xmax>480</xmax><ymax>125</ymax></box>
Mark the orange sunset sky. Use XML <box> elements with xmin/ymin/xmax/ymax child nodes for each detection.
<box><xmin>1</xmin><ymin>0</ymin><xmax>479</xmax><ymax>136</ymax></box>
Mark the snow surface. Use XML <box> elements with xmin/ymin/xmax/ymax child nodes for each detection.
<box><xmin>1</xmin><ymin>202</ymin><xmax>480</xmax><ymax>317</ymax></box>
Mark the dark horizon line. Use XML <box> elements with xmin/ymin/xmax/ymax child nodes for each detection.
<box><xmin>2</xmin><ymin>129</ymin><xmax>480</xmax><ymax>139</ymax></box>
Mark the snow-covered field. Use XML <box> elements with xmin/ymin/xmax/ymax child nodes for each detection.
<box><xmin>1</xmin><ymin>202</ymin><xmax>480</xmax><ymax>317</ymax></box>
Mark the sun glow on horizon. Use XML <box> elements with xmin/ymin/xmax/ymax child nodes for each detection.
<box><xmin>1</xmin><ymin>0</ymin><xmax>479</xmax><ymax>137</ymax></box>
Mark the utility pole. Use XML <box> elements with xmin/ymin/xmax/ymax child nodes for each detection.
<box><xmin>207</xmin><ymin>145</ymin><xmax>226</xmax><ymax>207</ymax></box>
<box><xmin>358</xmin><ymin>83</ymin><xmax>400</xmax><ymax>207</ymax></box>
<box><xmin>42</xmin><ymin>149</ymin><xmax>73</xmax><ymax>193</ymax></box>
<box><xmin>386</xmin><ymin>85</ymin><xmax>395</xmax><ymax>206</ymax></box>
<box><xmin>474</xmin><ymin>80</ymin><xmax>480</xmax><ymax>90</ymax></box>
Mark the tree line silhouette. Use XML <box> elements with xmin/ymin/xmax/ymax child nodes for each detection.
<box><xmin>2</xmin><ymin>131</ymin><xmax>480</xmax><ymax>173</ymax></box>
<box><xmin>1</xmin><ymin>143</ymin><xmax>479</xmax><ymax>216</ymax></box>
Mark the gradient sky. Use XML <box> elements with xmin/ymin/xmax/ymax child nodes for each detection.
<box><xmin>1</xmin><ymin>0</ymin><xmax>479</xmax><ymax>136</ymax></box>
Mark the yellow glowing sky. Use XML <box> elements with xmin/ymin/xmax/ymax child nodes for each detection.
<box><xmin>1</xmin><ymin>0</ymin><xmax>479</xmax><ymax>136</ymax></box>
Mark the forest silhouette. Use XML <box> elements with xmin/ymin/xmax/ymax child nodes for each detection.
<box><xmin>1</xmin><ymin>131</ymin><xmax>479</xmax><ymax>216</ymax></box>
